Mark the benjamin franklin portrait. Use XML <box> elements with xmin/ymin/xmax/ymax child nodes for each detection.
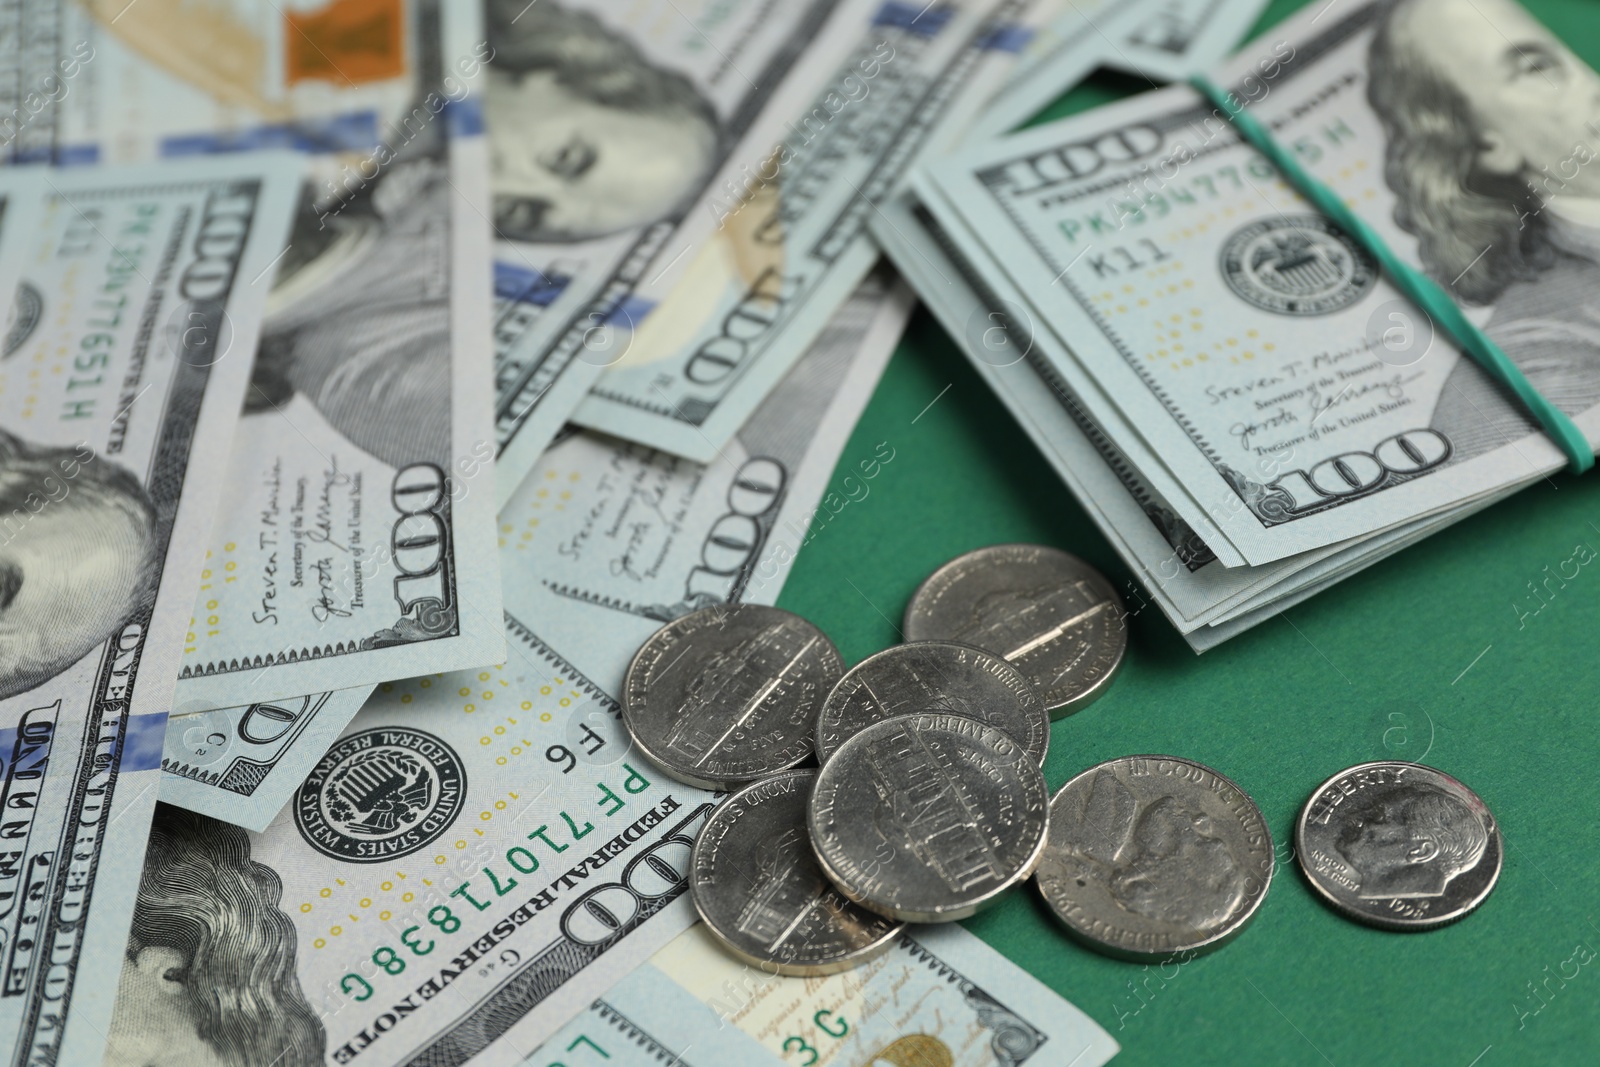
<box><xmin>1368</xmin><ymin>0</ymin><xmax>1600</xmax><ymax>460</ymax></box>
<box><xmin>484</xmin><ymin>0</ymin><xmax>721</xmax><ymax>242</ymax></box>
<box><xmin>0</xmin><ymin>430</ymin><xmax>158</xmax><ymax>702</ymax></box>
<box><xmin>250</xmin><ymin>159</ymin><xmax>453</xmax><ymax>471</ymax></box>
<box><xmin>105</xmin><ymin>805</ymin><xmax>324</xmax><ymax>1067</ymax></box>
<box><xmin>1333</xmin><ymin>783</ymin><xmax>1490</xmax><ymax>899</ymax></box>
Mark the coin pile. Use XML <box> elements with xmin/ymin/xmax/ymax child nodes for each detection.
<box><xmin>619</xmin><ymin>544</ymin><xmax>1122</xmax><ymax>971</ymax></box>
<box><xmin>621</xmin><ymin>545</ymin><xmax>1503</xmax><ymax>975</ymax></box>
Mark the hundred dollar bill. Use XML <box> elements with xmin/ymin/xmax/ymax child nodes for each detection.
<box><xmin>160</xmin><ymin>687</ymin><xmax>373</xmax><ymax>832</ymax></box>
<box><xmin>117</xmin><ymin>661</ymin><xmax>710</xmax><ymax>1067</ymax></box>
<box><xmin>5</xmin><ymin>1</ymin><xmax>507</xmax><ymax>709</ymax></box>
<box><xmin>912</xmin><ymin>167</ymin><xmax>1257</xmax><ymax>570</ymax></box>
<box><xmin>973</xmin><ymin>0</ymin><xmax>1270</xmax><ymax>139</ymax></box>
<box><xmin>108</xmin><ymin>275</ymin><xmax>912</xmax><ymax>1067</ymax></box>
<box><xmin>871</xmin><ymin>189</ymin><xmax>1513</xmax><ymax>648</ymax></box>
<box><xmin>155</xmin><ymin>268</ymin><xmax>905</xmax><ymax>844</ymax></box>
<box><xmin>923</xmin><ymin>0</ymin><xmax>1600</xmax><ymax>566</ymax></box>
<box><xmin>0</xmin><ymin>154</ymin><xmax>300</xmax><ymax>1067</ymax></box>
<box><xmin>483</xmin><ymin>0</ymin><xmax>883</xmax><ymax>505</ymax></box>
<box><xmin>500</xmin><ymin>271</ymin><xmax>912</xmax><ymax>693</ymax></box>
<box><xmin>567</xmin><ymin>0</ymin><xmax>1045</xmax><ymax>461</ymax></box>
<box><xmin>521</xmin><ymin>922</ymin><xmax>1119</xmax><ymax>1067</ymax></box>
<box><xmin>154</xmin><ymin>270</ymin><xmax>907</xmax><ymax>842</ymax></box>
<box><xmin>172</xmin><ymin>1</ymin><xmax>504</xmax><ymax>710</ymax></box>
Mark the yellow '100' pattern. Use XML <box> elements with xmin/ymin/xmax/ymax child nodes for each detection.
<box><xmin>185</xmin><ymin>542</ymin><xmax>240</xmax><ymax>651</ymax></box>
<box><xmin>500</xmin><ymin>465</ymin><xmax>581</xmax><ymax>551</ymax></box>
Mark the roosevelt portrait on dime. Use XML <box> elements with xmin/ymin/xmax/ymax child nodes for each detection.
<box><xmin>1368</xmin><ymin>0</ymin><xmax>1600</xmax><ymax>461</ymax></box>
<box><xmin>1333</xmin><ymin>782</ymin><xmax>1490</xmax><ymax>899</ymax></box>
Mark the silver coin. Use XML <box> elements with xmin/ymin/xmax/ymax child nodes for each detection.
<box><xmin>623</xmin><ymin>604</ymin><xmax>842</xmax><ymax>789</ymax></box>
<box><xmin>815</xmin><ymin>641</ymin><xmax>1049</xmax><ymax>766</ymax></box>
<box><xmin>1036</xmin><ymin>755</ymin><xmax>1273</xmax><ymax>961</ymax></box>
<box><xmin>691</xmin><ymin>770</ymin><xmax>904</xmax><ymax>975</ymax></box>
<box><xmin>1295</xmin><ymin>761</ymin><xmax>1501</xmax><ymax>931</ymax></box>
<box><xmin>903</xmin><ymin>544</ymin><xmax>1126</xmax><ymax>716</ymax></box>
<box><xmin>808</xmin><ymin>712</ymin><xmax>1049</xmax><ymax>922</ymax></box>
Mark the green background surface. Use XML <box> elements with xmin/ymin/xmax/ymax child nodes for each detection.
<box><xmin>776</xmin><ymin>2</ymin><xmax>1600</xmax><ymax>1063</ymax></box>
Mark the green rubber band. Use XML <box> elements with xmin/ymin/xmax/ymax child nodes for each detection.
<box><xmin>1188</xmin><ymin>75</ymin><xmax>1593</xmax><ymax>475</ymax></box>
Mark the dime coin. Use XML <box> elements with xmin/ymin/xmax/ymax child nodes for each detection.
<box><xmin>1295</xmin><ymin>761</ymin><xmax>1501</xmax><ymax>931</ymax></box>
<box><xmin>903</xmin><ymin>544</ymin><xmax>1125</xmax><ymax>716</ymax></box>
<box><xmin>815</xmin><ymin>641</ymin><xmax>1049</xmax><ymax>765</ymax></box>
<box><xmin>691</xmin><ymin>770</ymin><xmax>904</xmax><ymax>975</ymax></box>
<box><xmin>623</xmin><ymin>604</ymin><xmax>843</xmax><ymax>790</ymax></box>
<box><xmin>808</xmin><ymin>712</ymin><xmax>1049</xmax><ymax>922</ymax></box>
<box><xmin>1035</xmin><ymin>755</ymin><xmax>1273</xmax><ymax>961</ymax></box>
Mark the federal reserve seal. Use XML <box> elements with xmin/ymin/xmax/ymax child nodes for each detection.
<box><xmin>1220</xmin><ymin>215</ymin><xmax>1376</xmax><ymax>315</ymax></box>
<box><xmin>295</xmin><ymin>727</ymin><xmax>466</xmax><ymax>862</ymax></box>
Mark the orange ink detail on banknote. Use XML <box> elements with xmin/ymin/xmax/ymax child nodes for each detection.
<box><xmin>286</xmin><ymin>0</ymin><xmax>407</xmax><ymax>86</ymax></box>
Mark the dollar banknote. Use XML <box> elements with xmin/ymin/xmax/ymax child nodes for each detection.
<box><xmin>484</xmin><ymin>0</ymin><xmax>883</xmax><ymax>504</ymax></box>
<box><xmin>520</xmin><ymin>922</ymin><xmax>1118</xmax><ymax>1067</ymax></box>
<box><xmin>125</xmin><ymin>646</ymin><xmax>706</xmax><ymax>1067</ymax></box>
<box><xmin>111</xmin><ymin>275</ymin><xmax>911</xmax><ymax>1066</ymax></box>
<box><xmin>153</xmin><ymin>272</ymin><xmax>905</xmax><ymax>838</ymax></box>
<box><xmin>567</xmin><ymin>0</ymin><xmax>1049</xmax><ymax>461</ymax></box>
<box><xmin>500</xmin><ymin>272</ymin><xmax>912</xmax><ymax>690</ymax></box>
<box><xmin>871</xmin><ymin>188</ymin><xmax>1515</xmax><ymax>648</ymax></box>
<box><xmin>124</xmin><ymin>674</ymin><xmax>704</xmax><ymax>1067</ymax></box>
<box><xmin>919</xmin><ymin>0</ymin><xmax>1600</xmax><ymax>568</ymax></box>
<box><xmin>973</xmin><ymin>0</ymin><xmax>1270</xmax><ymax>139</ymax></box>
<box><xmin>155</xmin><ymin>271</ymin><xmax>908</xmax><ymax>835</ymax></box>
<box><xmin>171</xmin><ymin>1</ymin><xmax>505</xmax><ymax>710</ymax></box>
<box><xmin>159</xmin><ymin>687</ymin><xmax>373</xmax><ymax>832</ymax></box>
<box><xmin>4</xmin><ymin>0</ymin><xmax>507</xmax><ymax>710</ymax></box>
<box><xmin>0</xmin><ymin>154</ymin><xmax>300</xmax><ymax>1067</ymax></box>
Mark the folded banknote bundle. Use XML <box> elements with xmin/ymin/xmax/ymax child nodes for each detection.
<box><xmin>877</xmin><ymin>0</ymin><xmax>1600</xmax><ymax>649</ymax></box>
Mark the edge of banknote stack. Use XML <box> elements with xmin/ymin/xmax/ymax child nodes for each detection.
<box><xmin>875</xmin><ymin>0</ymin><xmax>1598</xmax><ymax>650</ymax></box>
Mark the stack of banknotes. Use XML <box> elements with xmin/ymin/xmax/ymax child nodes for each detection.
<box><xmin>878</xmin><ymin>0</ymin><xmax>1600</xmax><ymax>649</ymax></box>
<box><xmin>8</xmin><ymin>0</ymin><xmax>1584</xmax><ymax>1061</ymax></box>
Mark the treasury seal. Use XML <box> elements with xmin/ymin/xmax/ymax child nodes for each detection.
<box><xmin>1219</xmin><ymin>215</ymin><xmax>1376</xmax><ymax>315</ymax></box>
<box><xmin>295</xmin><ymin>726</ymin><xmax>467</xmax><ymax>862</ymax></box>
